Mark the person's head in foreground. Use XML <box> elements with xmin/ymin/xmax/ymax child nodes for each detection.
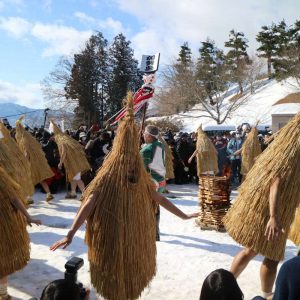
<box><xmin>200</xmin><ymin>269</ymin><xmax>244</xmax><ymax>300</ymax></box>
<box><xmin>40</xmin><ymin>279</ymin><xmax>88</xmax><ymax>300</ymax></box>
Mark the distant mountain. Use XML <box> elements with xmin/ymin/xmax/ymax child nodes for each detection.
<box><xmin>0</xmin><ymin>103</ymin><xmax>73</xmax><ymax>128</ymax></box>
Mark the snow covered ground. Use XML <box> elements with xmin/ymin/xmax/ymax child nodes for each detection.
<box><xmin>9</xmin><ymin>184</ymin><xmax>298</xmax><ymax>300</ymax></box>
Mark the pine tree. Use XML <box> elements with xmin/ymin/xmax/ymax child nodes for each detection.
<box><xmin>65</xmin><ymin>32</ymin><xmax>108</xmax><ymax>126</ymax></box>
<box><xmin>256</xmin><ymin>25</ymin><xmax>277</xmax><ymax>78</ymax></box>
<box><xmin>177</xmin><ymin>42</ymin><xmax>192</xmax><ymax>66</ymax></box>
<box><xmin>107</xmin><ymin>33</ymin><xmax>141</xmax><ymax>115</ymax></box>
<box><xmin>273</xmin><ymin>20</ymin><xmax>300</xmax><ymax>84</ymax></box>
<box><xmin>224</xmin><ymin>29</ymin><xmax>250</xmax><ymax>93</ymax></box>
<box><xmin>197</xmin><ymin>38</ymin><xmax>225</xmax><ymax>104</ymax></box>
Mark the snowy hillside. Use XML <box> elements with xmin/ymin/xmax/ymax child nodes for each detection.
<box><xmin>0</xmin><ymin>103</ymin><xmax>73</xmax><ymax>127</ymax></box>
<box><xmin>149</xmin><ymin>79</ymin><xmax>300</xmax><ymax>132</ymax></box>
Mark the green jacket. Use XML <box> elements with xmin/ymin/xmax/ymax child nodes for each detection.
<box><xmin>140</xmin><ymin>140</ymin><xmax>166</xmax><ymax>183</ymax></box>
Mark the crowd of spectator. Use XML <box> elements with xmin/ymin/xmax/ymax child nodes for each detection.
<box><xmin>3</xmin><ymin>119</ymin><xmax>273</xmax><ymax>194</ymax></box>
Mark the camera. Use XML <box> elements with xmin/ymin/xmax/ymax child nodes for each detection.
<box><xmin>65</xmin><ymin>257</ymin><xmax>87</xmax><ymax>300</ymax></box>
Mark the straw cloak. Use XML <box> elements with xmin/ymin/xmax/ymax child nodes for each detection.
<box><xmin>240</xmin><ymin>126</ymin><xmax>262</xmax><ymax>175</ymax></box>
<box><xmin>196</xmin><ymin>126</ymin><xmax>218</xmax><ymax>176</ymax></box>
<box><xmin>224</xmin><ymin>112</ymin><xmax>300</xmax><ymax>261</ymax></box>
<box><xmin>0</xmin><ymin>167</ymin><xmax>30</xmax><ymax>278</ymax></box>
<box><xmin>0</xmin><ymin>124</ymin><xmax>34</xmax><ymax>200</ymax></box>
<box><xmin>51</xmin><ymin>122</ymin><xmax>90</xmax><ymax>181</ymax></box>
<box><xmin>289</xmin><ymin>208</ymin><xmax>300</xmax><ymax>245</ymax></box>
<box><xmin>158</xmin><ymin>136</ymin><xmax>174</xmax><ymax>179</ymax></box>
<box><xmin>15</xmin><ymin>122</ymin><xmax>54</xmax><ymax>186</ymax></box>
<box><xmin>81</xmin><ymin>100</ymin><xmax>156</xmax><ymax>300</ymax></box>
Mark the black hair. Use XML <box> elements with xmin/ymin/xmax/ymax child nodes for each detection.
<box><xmin>40</xmin><ymin>279</ymin><xmax>81</xmax><ymax>300</ymax></box>
<box><xmin>199</xmin><ymin>269</ymin><xmax>244</xmax><ymax>300</ymax></box>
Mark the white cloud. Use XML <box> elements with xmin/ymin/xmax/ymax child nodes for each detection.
<box><xmin>74</xmin><ymin>11</ymin><xmax>95</xmax><ymax>24</ymax></box>
<box><xmin>31</xmin><ymin>23</ymin><xmax>92</xmax><ymax>57</ymax></box>
<box><xmin>0</xmin><ymin>17</ymin><xmax>31</xmax><ymax>38</ymax></box>
<box><xmin>0</xmin><ymin>16</ymin><xmax>92</xmax><ymax>57</ymax></box>
<box><xmin>0</xmin><ymin>80</ymin><xmax>44</xmax><ymax>108</ymax></box>
<box><xmin>74</xmin><ymin>11</ymin><xmax>125</xmax><ymax>36</ymax></box>
<box><xmin>115</xmin><ymin>0</ymin><xmax>300</xmax><ymax>61</ymax></box>
<box><xmin>101</xmin><ymin>17</ymin><xmax>123</xmax><ymax>34</ymax></box>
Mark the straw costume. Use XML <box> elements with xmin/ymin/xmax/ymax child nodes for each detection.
<box><xmin>15</xmin><ymin>120</ymin><xmax>54</xmax><ymax>186</ymax></box>
<box><xmin>0</xmin><ymin>166</ymin><xmax>30</xmax><ymax>279</ymax></box>
<box><xmin>224</xmin><ymin>112</ymin><xmax>300</xmax><ymax>261</ymax></box>
<box><xmin>240</xmin><ymin>125</ymin><xmax>262</xmax><ymax>176</ymax></box>
<box><xmin>158</xmin><ymin>135</ymin><xmax>174</xmax><ymax>180</ymax></box>
<box><xmin>289</xmin><ymin>208</ymin><xmax>300</xmax><ymax>245</ymax></box>
<box><xmin>82</xmin><ymin>94</ymin><xmax>156</xmax><ymax>299</ymax></box>
<box><xmin>0</xmin><ymin>123</ymin><xmax>34</xmax><ymax>198</ymax></box>
<box><xmin>195</xmin><ymin>125</ymin><xmax>218</xmax><ymax>176</ymax></box>
<box><xmin>51</xmin><ymin>121</ymin><xmax>90</xmax><ymax>181</ymax></box>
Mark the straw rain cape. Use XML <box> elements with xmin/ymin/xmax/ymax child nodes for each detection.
<box><xmin>240</xmin><ymin>126</ymin><xmax>262</xmax><ymax>175</ymax></box>
<box><xmin>0</xmin><ymin>167</ymin><xmax>30</xmax><ymax>278</ymax></box>
<box><xmin>224</xmin><ymin>112</ymin><xmax>300</xmax><ymax>261</ymax></box>
<box><xmin>289</xmin><ymin>208</ymin><xmax>300</xmax><ymax>245</ymax></box>
<box><xmin>0</xmin><ymin>122</ymin><xmax>34</xmax><ymax>197</ymax></box>
<box><xmin>15</xmin><ymin>120</ymin><xmax>54</xmax><ymax>185</ymax></box>
<box><xmin>196</xmin><ymin>125</ymin><xmax>218</xmax><ymax>175</ymax></box>
<box><xmin>81</xmin><ymin>93</ymin><xmax>156</xmax><ymax>300</ymax></box>
<box><xmin>51</xmin><ymin>121</ymin><xmax>90</xmax><ymax>181</ymax></box>
<box><xmin>158</xmin><ymin>135</ymin><xmax>174</xmax><ymax>179</ymax></box>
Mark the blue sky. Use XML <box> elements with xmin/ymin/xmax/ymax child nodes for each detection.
<box><xmin>0</xmin><ymin>0</ymin><xmax>299</xmax><ymax>108</ymax></box>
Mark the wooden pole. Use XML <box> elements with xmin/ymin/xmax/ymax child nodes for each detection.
<box><xmin>139</xmin><ymin>103</ymin><xmax>148</xmax><ymax>145</ymax></box>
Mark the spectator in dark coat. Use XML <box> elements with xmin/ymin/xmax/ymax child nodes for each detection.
<box><xmin>273</xmin><ymin>256</ymin><xmax>300</xmax><ymax>300</ymax></box>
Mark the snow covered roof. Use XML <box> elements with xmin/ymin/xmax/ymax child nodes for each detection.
<box><xmin>271</xmin><ymin>103</ymin><xmax>300</xmax><ymax>115</ymax></box>
<box><xmin>203</xmin><ymin>124</ymin><xmax>236</xmax><ymax>131</ymax></box>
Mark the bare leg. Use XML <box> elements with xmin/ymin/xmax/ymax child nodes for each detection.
<box><xmin>230</xmin><ymin>248</ymin><xmax>257</xmax><ymax>278</ymax></box>
<box><xmin>260</xmin><ymin>257</ymin><xmax>279</xmax><ymax>294</ymax></box>
<box><xmin>40</xmin><ymin>181</ymin><xmax>50</xmax><ymax>193</ymax></box>
<box><xmin>70</xmin><ymin>180</ymin><xmax>77</xmax><ymax>195</ymax></box>
<box><xmin>76</xmin><ymin>180</ymin><xmax>85</xmax><ymax>193</ymax></box>
<box><xmin>0</xmin><ymin>277</ymin><xmax>8</xmax><ymax>299</ymax></box>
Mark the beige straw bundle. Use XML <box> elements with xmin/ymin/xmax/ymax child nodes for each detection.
<box><xmin>224</xmin><ymin>112</ymin><xmax>300</xmax><ymax>261</ymax></box>
<box><xmin>196</xmin><ymin>125</ymin><xmax>218</xmax><ymax>175</ymax></box>
<box><xmin>289</xmin><ymin>208</ymin><xmax>300</xmax><ymax>245</ymax></box>
<box><xmin>0</xmin><ymin>122</ymin><xmax>34</xmax><ymax>197</ymax></box>
<box><xmin>15</xmin><ymin>119</ymin><xmax>54</xmax><ymax>185</ymax></box>
<box><xmin>240</xmin><ymin>126</ymin><xmax>262</xmax><ymax>175</ymax></box>
<box><xmin>82</xmin><ymin>92</ymin><xmax>156</xmax><ymax>300</ymax></box>
<box><xmin>51</xmin><ymin>121</ymin><xmax>90</xmax><ymax>181</ymax></box>
<box><xmin>158</xmin><ymin>135</ymin><xmax>174</xmax><ymax>179</ymax></box>
<box><xmin>0</xmin><ymin>166</ymin><xmax>30</xmax><ymax>278</ymax></box>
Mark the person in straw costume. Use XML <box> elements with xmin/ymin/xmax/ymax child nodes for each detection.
<box><xmin>223</xmin><ymin>112</ymin><xmax>300</xmax><ymax>299</ymax></box>
<box><xmin>0</xmin><ymin>166</ymin><xmax>41</xmax><ymax>300</ymax></box>
<box><xmin>50</xmin><ymin>92</ymin><xmax>198</xmax><ymax>300</ymax></box>
<box><xmin>233</xmin><ymin>124</ymin><xmax>262</xmax><ymax>179</ymax></box>
<box><xmin>15</xmin><ymin>118</ymin><xmax>54</xmax><ymax>203</ymax></box>
<box><xmin>188</xmin><ymin>125</ymin><xmax>218</xmax><ymax>176</ymax></box>
<box><xmin>0</xmin><ymin>123</ymin><xmax>34</xmax><ymax>204</ymax></box>
<box><xmin>50</xmin><ymin>120</ymin><xmax>90</xmax><ymax>199</ymax></box>
<box><xmin>158</xmin><ymin>134</ymin><xmax>175</xmax><ymax>183</ymax></box>
<box><xmin>289</xmin><ymin>208</ymin><xmax>300</xmax><ymax>247</ymax></box>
